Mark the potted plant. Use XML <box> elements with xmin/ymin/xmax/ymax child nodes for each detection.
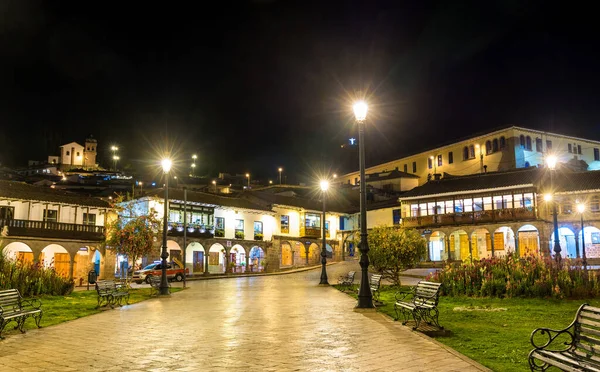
<box><xmin>254</xmin><ymin>233</ymin><xmax>263</xmax><ymax>241</ymax></box>
<box><xmin>215</xmin><ymin>229</ymin><xmax>225</xmax><ymax>237</ymax></box>
<box><xmin>235</xmin><ymin>231</ymin><xmax>244</xmax><ymax>239</ymax></box>
<box><xmin>229</xmin><ymin>261</ymin><xmax>236</xmax><ymax>272</ymax></box>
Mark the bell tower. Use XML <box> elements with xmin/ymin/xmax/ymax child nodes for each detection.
<box><xmin>84</xmin><ymin>136</ymin><xmax>98</xmax><ymax>169</ymax></box>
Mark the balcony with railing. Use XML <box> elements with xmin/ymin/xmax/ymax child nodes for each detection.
<box><xmin>0</xmin><ymin>219</ymin><xmax>105</xmax><ymax>241</ymax></box>
<box><xmin>402</xmin><ymin>207</ymin><xmax>536</xmax><ymax>228</ymax></box>
<box><xmin>167</xmin><ymin>222</ymin><xmax>214</xmax><ymax>238</ymax></box>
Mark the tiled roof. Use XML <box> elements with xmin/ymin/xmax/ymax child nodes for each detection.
<box><xmin>246</xmin><ymin>190</ymin><xmax>357</xmax><ymax>214</ymax></box>
<box><xmin>145</xmin><ymin>188</ymin><xmax>273</xmax><ymax>212</ymax></box>
<box><xmin>547</xmin><ymin>169</ymin><xmax>600</xmax><ymax>193</ymax></box>
<box><xmin>399</xmin><ymin>168</ymin><xmax>541</xmax><ymax>199</ymax></box>
<box><xmin>366</xmin><ymin>169</ymin><xmax>420</xmax><ymax>181</ymax></box>
<box><xmin>0</xmin><ymin>180</ymin><xmax>111</xmax><ymax>208</ymax></box>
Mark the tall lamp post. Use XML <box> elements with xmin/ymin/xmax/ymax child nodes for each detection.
<box><xmin>111</xmin><ymin>146</ymin><xmax>118</xmax><ymax>171</ymax></box>
<box><xmin>246</xmin><ymin>173</ymin><xmax>250</xmax><ymax>188</ymax></box>
<box><xmin>191</xmin><ymin>155</ymin><xmax>197</xmax><ymax>176</ymax></box>
<box><xmin>113</xmin><ymin>155</ymin><xmax>120</xmax><ymax>172</ymax></box>
<box><xmin>546</xmin><ymin>155</ymin><xmax>562</xmax><ymax>262</ymax></box>
<box><xmin>319</xmin><ymin>180</ymin><xmax>330</xmax><ymax>285</ymax></box>
<box><xmin>577</xmin><ymin>203</ymin><xmax>588</xmax><ymax>270</ymax></box>
<box><xmin>353</xmin><ymin>100</ymin><xmax>373</xmax><ymax>309</ymax></box>
<box><xmin>160</xmin><ymin>158</ymin><xmax>172</xmax><ymax>296</ymax></box>
<box><xmin>278</xmin><ymin>167</ymin><xmax>283</xmax><ymax>185</ymax></box>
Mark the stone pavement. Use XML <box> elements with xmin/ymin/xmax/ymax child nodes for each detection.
<box><xmin>0</xmin><ymin>262</ymin><xmax>487</xmax><ymax>372</ymax></box>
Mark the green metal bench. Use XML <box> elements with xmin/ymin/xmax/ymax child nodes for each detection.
<box><xmin>95</xmin><ymin>280</ymin><xmax>130</xmax><ymax>308</ymax></box>
<box><xmin>0</xmin><ymin>289</ymin><xmax>43</xmax><ymax>339</ymax></box>
<box><xmin>529</xmin><ymin>304</ymin><xmax>600</xmax><ymax>371</ymax></box>
<box><xmin>337</xmin><ymin>271</ymin><xmax>356</xmax><ymax>290</ymax></box>
<box><xmin>394</xmin><ymin>281</ymin><xmax>443</xmax><ymax>330</ymax></box>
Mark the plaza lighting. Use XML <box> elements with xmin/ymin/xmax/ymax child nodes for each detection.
<box><xmin>578</xmin><ymin>202</ymin><xmax>588</xmax><ymax>269</ymax></box>
<box><xmin>246</xmin><ymin>173</ymin><xmax>250</xmax><ymax>188</ymax></box>
<box><xmin>191</xmin><ymin>155</ymin><xmax>197</xmax><ymax>176</ymax></box>
<box><xmin>353</xmin><ymin>100</ymin><xmax>373</xmax><ymax>308</ymax></box>
<box><xmin>269</xmin><ymin>180</ymin><xmax>273</xmax><ymax>185</ymax></box>
<box><xmin>212</xmin><ymin>180</ymin><xmax>217</xmax><ymax>193</ymax></box>
<box><xmin>278</xmin><ymin>167</ymin><xmax>283</xmax><ymax>185</ymax></box>
<box><xmin>546</xmin><ymin>156</ymin><xmax>561</xmax><ymax>262</ymax></box>
<box><xmin>160</xmin><ymin>158</ymin><xmax>172</xmax><ymax>296</ymax></box>
<box><xmin>333</xmin><ymin>174</ymin><xmax>337</xmax><ymax>179</ymax></box>
<box><xmin>138</xmin><ymin>181</ymin><xmax>143</xmax><ymax>196</ymax></box>
<box><xmin>319</xmin><ymin>179</ymin><xmax>330</xmax><ymax>285</ymax></box>
<box><xmin>543</xmin><ymin>193</ymin><xmax>553</xmax><ymax>202</ymax></box>
<box><xmin>111</xmin><ymin>146</ymin><xmax>119</xmax><ymax>171</ymax></box>
<box><xmin>113</xmin><ymin>155</ymin><xmax>120</xmax><ymax>171</ymax></box>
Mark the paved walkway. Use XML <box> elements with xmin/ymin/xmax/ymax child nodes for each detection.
<box><xmin>0</xmin><ymin>262</ymin><xmax>486</xmax><ymax>372</ymax></box>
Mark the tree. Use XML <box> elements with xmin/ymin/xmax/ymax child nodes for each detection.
<box><xmin>105</xmin><ymin>196</ymin><xmax>161</xmax><ymax>281</ymax></box>
<box><xmin>368</xmin><ymin>226</ymin><xmax>427</xmax><ymax>286</ymax></box>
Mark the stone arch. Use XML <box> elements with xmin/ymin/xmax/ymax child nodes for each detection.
<box><xmin>449</xmin><ymin>229</ymin><xmax>470</xmax><ymax>261</ymax></box>
<box><xmin>208</xmin><ymin>243</ymin><xmax>226</xmax><ymax>273</ymax></box>
<box><xmin>2</xmin><ymin>242</ymin><xmax>34</xmax><ymax>263</ymax></box>
<box><xmin>471</xmin><ymin>227</ymin><xmax>491</xmax><ymax>259</ymax></box>
<box><xmin>185</xmin><ymin>241</ymin><xmax>205</xmax><ymax>274</ymax></box>
<box><xmin>518</xmin><ymin>224</ymin><xmax>540</xmax><ymax>257</ymax></box>
<box><xmin>40</xmin><ymin>244</ymin><xmax>70</xmax><ymax>278</ymax></box>
<box><xmin>579</xmin><ymin>226</ymin><xmax>600</xmax><ymax>259</ymax></box>
<box><xmin>550</xmin><ymin>226</ymin><xmax>577</xmax><ymax>259</ymax></box>
<box><xmin>230</xmin><ymin>244</ymin><xmax>247</xmax><ymax>273</ymax></box>
<box><xmin>167</xmin><ymin>240</ymin><xmax>182</xmax><ymax>262</ymax></box>
<box><xmin>492</xmin><ymin>226</ymin><xmax>516</xmax><ymax>257</ymax></box>
<box><xmin>293</xmin><ymin>241</ymin><xmax>306</xmax><ymax>266</ymax></box>
<box><xmin>428</xmin><ymin>231</ymin><xmax>446</xmax><ymax>261</ymax></box>
<box><xmin>307</xmin><ymin>243</ymin><xmax>320</xmax><ymax>265</ymax></box>
<box><xmin>248</xmin><ymin>246</ymin><xmax>265</xmax><ymax>272</ymax></box>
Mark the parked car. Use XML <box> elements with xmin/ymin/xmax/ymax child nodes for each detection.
<box><xmin>132</xmin><ymin>262</ymin><xmax>188</xmax><ymax>284</ymax></box>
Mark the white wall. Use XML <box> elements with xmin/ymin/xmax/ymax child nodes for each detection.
<box><xmin>0</xmin><ymin>199</ymin><xmax>106</xmax><ymax>226</ymax></box>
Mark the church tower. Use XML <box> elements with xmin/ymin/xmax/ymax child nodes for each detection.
<box><xmin>84</xmin><ymin>136</ymin><xmax>98</xmax><ymax>169</ymax></box>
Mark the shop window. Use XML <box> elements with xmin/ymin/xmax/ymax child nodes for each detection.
<box><xmin>392</xmin><ymin>209</ymin><xmax>401</xmax><ymax>225</ymax></box>
<box><xmin>546</xmin><ymin>140</ymin><xmax>552</xmax><ymax>150</ymax></box>
<box><xmin>595</xmin><ymin>148</ymin><xmax>600</xmax><ymax>161</ymax></box>
<box><xmin>591</xmin><ymin>197</ymin><xmax>600</xmax><ymax>212</ymax></box>
<box><xmin>437</xmin><ymin>154</ymin><xmax>442</xmax><ymax>167</ymax></box>
<box><xmin>499</xmin><ymin>136</ymin><xmax>506</xmax><ymax>149</ymax></box>
<box><xmin>83</xmin><ymin>213</ymin><xmax>96</xmax><ymax>225</ymax></box>
<box><xmin>280</xmin><ymin>215</ymin><xmax>289</xmax><ymax>233</ymax></box>
<box><xmin>525</xmin><ymin>136</ymin><xmax>532</xmax><ymax>151</ymax></box>
<box><xmin>536</xmin><ymin>138</ymin><xmax>543</xmax><ymax>153</ymax></box>
<box><xmin>448</xmin><ymin>151</ymin><xmax>454</xmax><ymax>164</ymax></box>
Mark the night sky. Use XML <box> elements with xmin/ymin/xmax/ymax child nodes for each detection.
<box><xmin>1</xmin><ymin>1</ymin><xmax>600</xmax><ymax>182</ymax></box>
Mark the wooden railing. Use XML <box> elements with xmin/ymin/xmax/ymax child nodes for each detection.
<box><xmin>402</xmin><ymin>208</ymin><xmax>536</xmax><ymax>228</ymax></box>
<box><xmin>300</xmin><ymin>226</ymin><xmax>321</xmax><ymax>238</ymax></box>
<box><xmin>0</xmin><ymin>218</ymin><xmax>105</xmax><ymax>240</ymax></box>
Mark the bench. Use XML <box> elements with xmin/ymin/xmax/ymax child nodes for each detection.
<box><xmin>529</xmin><ymin>304</ymin><xmax>600</xmax><ymax>371</ymax></box>
<box><xmin>338</xmin><ymin>271</ymin><xmax>356</xmax><ymax>290</ymax></box>
<box><xmin>148</xmin><ymin>275</ymin><xmax>170</xmax><ymax>296</ymax></box>
<box><xmin>394</xmin><ymin>281</ymin><xmax>443</xmax><ymax>330</ymax></box>
<box><xmin>95</xmin><ymin>280</ymin><xmax>130</xmax><ymax>308</ymax></box>
<box><xmin>0</xmin><ymin>289</ymin><xmax>43</xmax><ymax>338</ymax></box>
<box><xmin>370</xmin><ymin>274</ymin><xmax>382</xmax><ymax>303</ymax></box>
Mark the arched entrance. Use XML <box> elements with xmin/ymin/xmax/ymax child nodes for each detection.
<box><xmin>471</xmin><ymin>228</ymin><xmax>489</xmax><ymax>259</ymax></box>
<box><xmin>2</xmin><ymin>242</ymin><xmax>33</xmax><ymax>263</ymax></box>
<box><xmin>40</xmin><ymin>244</ymin><xmax>70</xmax><ymax>277</ymax></box>
<box><xmin>185</xmin><ymin>242</ymin><xmax>205</xmax><ymax>274</ymax></box>
<box><xmin>248</xmin><ymin>246</ymin><xmax>265</xmax><ymax>272</ymax></box>
<box><xmin>428</xmin><ymin>231</ymin><xmax>446</xmax><ymax>261</ymax></box>
<box><xmin>579</xmin><ymin>226</ymin><xmax>600</xmax><ymax>259</ymax></box>
<box><xmin>308</xmin><ymin>243</ymin><xmax>320</xmax><ymax>265</ymax></box>
<box><xmin>518</xmin><ymin>224</ymin><xmax>540</xmax><ymax>257</ymax></box>
<box><xmin>281</xmin><ymin>242</ymin><xmax>293</xmax><ymax>267</ymax></box>
<box><xmin>167</xmin><ymin>240</ymin><xmax>182</xmax><ymax>263</ymax></box>
<box><xmin>449</xmin><ymin>230</ymin><xmax>469</xmax><ymax>261</ymax></box>
<box><xmin>296</xmin><ymin>241</ymin><xmax>307</xmax><ymax>266</ymax></box>
<box><xmin>550</xmin><ymin>227</ymin><xmax>577</xmax><ymax>259</ymax></box>
<box><xmin>208</xmin><ymin>243</ymin><xmax>226</xmax><ymax>273</ymax></box>
<box><xmin>230</xmin><ymin>244</ymin><xmax>247</xmax><ymax>273</ymax></box>
<box><xmin>493</xmin><ymin>226</ymin><xmax>516</xmax><ymax>257</ymax></box>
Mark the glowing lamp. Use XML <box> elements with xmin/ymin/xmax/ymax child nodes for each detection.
<box><xmin>353</xmin><ymin>100</ymin><xmax>368</xmax><ymax>121</ymax></box>
<box><xmin>320</xmin><ymin>180</ymin><xmax>329</xmax><ymax>192</ymax></box>
<box><xmin>161</xmin><ymin>158</ymin><xmax>172</xmax><ymax>173</ymax></box>
<box><xmin>544</xmin><ymin>193</ymin><xmax>553</xmax><ymax>202</ymax></box>
<box><xmin>547</xmin><ymin>155</ymin><xmax>558</xmax><ymax>170</ymax></box>
<box><xmin>577</xmin><ymin>203</ymin><xmax>585</xmax><ymax>214</ymax></box>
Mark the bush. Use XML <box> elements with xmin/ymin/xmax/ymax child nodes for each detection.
<box><xmin>429</xmin><ymin>254</ymin><xmax>600</xmax><ymax>299</ymax></box>
<box><xmin>0</xmin><ymin>253</ymin><xmax>74</xmax><ymax>297</ymax></box>
<box><xmin>235</xmin><ymin>231</ymin><xmax>244</xmax><ymax>239</ymax></box>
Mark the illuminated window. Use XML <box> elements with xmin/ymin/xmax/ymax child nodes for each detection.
<box><xmin>83</xmin><ymin>213</ymin><xmax>96</xmax><ymax>225</ymax></box>
<box><xmin>43</xmin><ymin>210</ymin><xmax>58</xmax><ymax>222</ymax></box>
<box><xmin>469</xmin><ymin>145</ymin><xmax>475</xmax><ymax>159</ymax></box>
<box><xmin>437</xmin><ymin>155</ymin><xmax>442</xmax><ymax>167</ymax></box>
<box><xmin>473</xmin><ymin>198</ymin><xmax>483</xmax><ymax>211</ymax></box>
<box><xmin>280</xmin><ymin>215</ymin><xmax>289</xmax><ymax>233</ymax></box>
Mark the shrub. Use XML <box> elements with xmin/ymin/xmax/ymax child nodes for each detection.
<box><xmin>429</xmin><ymin>254</ymin><xmax>600</xmax><ymax>299</ymax></box>
<box><xmin>235</xmin><ymin>231</ymin><xmax>244</xmax><ymax>239</ymax></box>
<box><xmin>0</xmin><ymin>253</ymin><xmax>74</xmax><ymax>297</ymax></box>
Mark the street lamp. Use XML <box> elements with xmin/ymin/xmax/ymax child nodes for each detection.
<box><xmin>278</xmin><ymin>167</ymin><xmax>283</xmax><ymax>185</ymax></box>
<box><xmin>319</xmin><ymin>180</ymin><xmax>330</xmax><ymax>285</ymax></box>
<box><xmin>138</xmin><ymin>181</ymin><xmax>143</xmax><ymax>196</ymax></box>
<box><xmin>546</xmin><ymin>155</ymin><xmax>561</xmax><ymax>262</ymax></box>
<box><xmin>269</xmin><ymin>180</ymin><xmax>273</xmax><ymax>185</ymax></box>
<box><xmin>191</xmin><ymin>155</ymin><xmax>197</xmax><ymax>176</ymax></box>
<box><xmin>352</xmin><ymin>100</ymin><xmax>373</xmax><ymax>308</ymax></box>
<box><xmin>577</xmin><ymin>202</ymin><xmax>588</xmax><ymax>270</ymax></box>
<box><xmin>160</xmin><ymin>158</ymin><xmax>172</xmax><ymax>296</ymax></box>
<box><xmin>111</xmin><ymin>146</ymin><xmax>119</xmax><ymax>171</ymax></box>
<box><xmin>113</xmin><ymin>155</ymin><xmax>120</xmax><ymax>172</ymax></box>
<box><xmin>246</xmin><ymin>173</ymin><xmax>250</xmax><ymax>188</ymax></box>
<box><xmin>212</xmin><ymin>180</ymin><xmax>217</xmax><ymax>193</ymax></box>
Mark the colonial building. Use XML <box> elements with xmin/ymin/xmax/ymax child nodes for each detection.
<box><xmin>49</xmin><ymin>137</ymin><xmax>99</xmax><ymax>170</ymax></box>
<box><xmin>398</xmin><ymin>167</ymin><xmax>600</xmax><ymax>264</ymax></box>
<box><xmin>341</xmin><ymin>126</ymin><xmax>600</xmax><ymax>186</ymax></box>
<box><xmin>0</xmin><ymin>180</ymin><xmax>114</xmax><ymax>282</ymax></box>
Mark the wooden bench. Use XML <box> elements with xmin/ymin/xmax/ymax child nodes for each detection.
<box><xmin>394</xmin><ymin>281</ymin><xmax>443</xmax><ymax>330</ymax></box>
<box><xmin>337</xmin><ymin>271</ymin><xmax>356</xmax><ymax>290</ymax></box>
<box><xmin>95</xmin><ymin>280</ymin><xmax>130</xmax><ymax>308</ymax></box>
<box><xmin>0</xmin><ymin>289</ymin><xmax>43</xmax><ymax>338</ymax></box>
<box><xmin>370</xmin><ymin>274</ymin><xmax>382</xmax><ymax>303</ymax></box>
<box><xmin>529</xmin><ymin>304</ymin><xmax>600</xmax><ymax>371</ymax></box>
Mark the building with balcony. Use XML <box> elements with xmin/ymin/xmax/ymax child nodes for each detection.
<box><xmin>341</xmin><ymin>126</ymin><xmax>600</xmax><ymax>187</ymax></box>
<box><xmin>398</xmin><ymin>167</ymin><xmax>600</xmax><ymax>264</ymax></box>
<box><xmin>0</xmin><ymin>180</ymin><xmax>114</xmax><ymax>282</ymax></box>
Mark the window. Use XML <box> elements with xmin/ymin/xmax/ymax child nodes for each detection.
<box><xmin>83</xmin><ymin>213</ymin><xmax>96</xmax><ymax>225</ymax></box>
<box><xmin>492</xmin><ymin>138</ymin><xmax>499</xmax><ymax>152</ymax></box>
<box><xmin>0</xmin><ymin>206</ymin><xmax>14</xmax><ymax>220</ymax></box>
<box><xmin>483</xmin><ymin>196</ymin><xmax>493</xmax><ymax>211</ymax></box>
<box><xmin>520</xmin><ymin>135</ymin><xmax>525</xmax><ymax>148</ymax></box>
<box><xmin>437</xmin><ymin>154</ymin><xmax>442</xmax><ymax>167</ymax></box>
<box><xmin>463</xmin><ymin>198</ymin><xmax>473</xmax><ymax>212</ymax></box>
<box><xmin>235</xmin><ymin>219</ymin><xmax>244</xmax><ymax>235</ymax></box>
<box><xmin>43</xmin><ymin>209</ymin><xmax>58</xmax><ymax>222</ymax></box>
<box><xmin>403</xmin><ymin>164</ymin><xmax>408</xmax><ymax>173</ymax></box>
<box><xmin>525</xmin><ymin>136</ymin><xmax>532</xmax><ymax>151</ymax></box>
<box><xmin>546</xmin><ymin>140</ymin><xmax>552</xmax><ymax>150</ymax></box>
<box><xmin>412</xmin><ymin>161</ymin><xmax>416</xmax><ymax>173</ymax></box>
<box><xmin>86</xmin><ymin>147</ymin><xmax>90</xmax><ymax>151</ymax></box>
<box><xmin>66</xmin><ymin>151</ymin><xmax>70</xmax><ymax>156</ymax></box>
<box><xmin>499</xmin><ymin>136</ymin><xmax>506</xmax><ymax>149</ymax></box>
<box><xmin>410</xmin><ymin>204</ymin><xmax>419</xmax><ymax>217</ymax></box>
<box><xmin>473</xmin><ymin>197</ymin><xmax>483</xmax><ymax>211</ymax></box>
<box><xmin>354</xmin><ymin>177</ymin><xmax>358</xmax><ymax>185</ymax></box>
<box><xmin>578</xmin><ymin>145</ymin><xmax>582</xmax><ymax>155</ymax></box>
<box><xmin>448</xmin><ymin>151</ymin><xmax>454</xmax><ymax>164</ymax></box>
<box><xmin>591</xmin><ymin>197</ymin><xmax>600</xmax><ymax>212</ymax></box>
<box><xmin>253</xmin><ymin>221</ymin><xmax>263</xmax><ymax>238</ymax></box>
<box><xmin>502</xmin><ymin>194</ymin><xmax>513</xmax><ymax>209</ymax></box>
<box><xmin>444</xmin><ymin>200</ymin><xmax>453</xmax><ymax>214</ymax></box>
<box><xmin>493</xmin><ymin>195</ymin><xmax>503</xmax><ymax>210</ymax></box>
<box><xmin>454</xmin><ymin>200</ymin><xmax>464</xmax><ymax>213</ymax></box>
<box><xmin>536</xmin><ymin>138</ymin><xmax>543</xmax><ymax>152</ymax></box>
<box><xmin>469</xmin><ymin>145</ymin><xmax>475</xmax><ymax>159</ymax></box>
<box><xmin>392</xmin><ymin>209</ymin><xmax>401</xmax><ymax>225</ymax></box>
<box><xmin>76</xmin><ymin>152</ymin><xmax>80</xmax><ymax>157</ymax></box>
<box><xmin>305</xmin><ymin>213</ymin><xmax>321</xmax><ymax>228</ymax></box>
<box><xmin>562</xmin><ymin>202</ymin><xmax>573</xmax><ymax>215</ymax></box>
<box><xmin>215</xmin><ymin>217</ymin><xmax>224</xmax><ymax>230</ymax></box>
<box><xmin>568</xmin><ymin>144</ymin><xmax>573</xmax><ymax>153</ymax></box>
<box><xmin>280</xmin><ymin>215</ymin><xmax>289</xmax><ymax>233</ymax></box>
<box><xmin>419</xmin><ymin>203</ymin><xmax>428</xmax><ymax>216</ymax></box>
<box><xmin>592</xmin><ymin>232</ymin><xmax>600</xmax><ymax>244</ymax></box>
<box><xmin>427</xmin><ymin>157</ymin><xmax>433</xmax><ymax>169</ymax></box>
<box><xmin>463</xmin><ymin>146</ymin><xmax>469</xmax><ymax>161</ymax></box>
<box><xmin>485</xmin><ymin>140</ymin><xmax>492</xmax><ymax>155</ymax></box>
<box><xmin>595</xmin><ymin>148</ymin><xmax>600</xmax><ymax>161</ymax></box>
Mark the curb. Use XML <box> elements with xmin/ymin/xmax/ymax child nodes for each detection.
<box><xmin>181</xmin><ymin>262</ymin><xmax>339</xmax><ymax>281</ymax></box>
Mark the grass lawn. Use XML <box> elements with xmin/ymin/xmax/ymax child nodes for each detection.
<box><xmin>2</xmin><ymin>287</ymin><xmax>183</xmax><ymax>338</ymax></box>
<box><xmin>337</xmin><ymin>285</ymin><xmax>599</xmax><ymax>372</ymax></box>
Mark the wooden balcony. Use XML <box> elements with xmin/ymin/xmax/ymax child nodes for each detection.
<box><xmin>167</xmin><ymin>222</ymin><xmax>214</xmax><ymax>238</ymax></box>
<box><xmin>300</xmin><ymin>226</ymin><xmax>321</xmax><ymax>238</ymax></box>
<box><xmin>401</xmin><ymin>208</ymin><xmax>537</xmax><ymax>229</ymax></box>
<box><xmin>0</xmin><ymin>219</ymin><xmax>105</xmax><ymax>241</ymax></box>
